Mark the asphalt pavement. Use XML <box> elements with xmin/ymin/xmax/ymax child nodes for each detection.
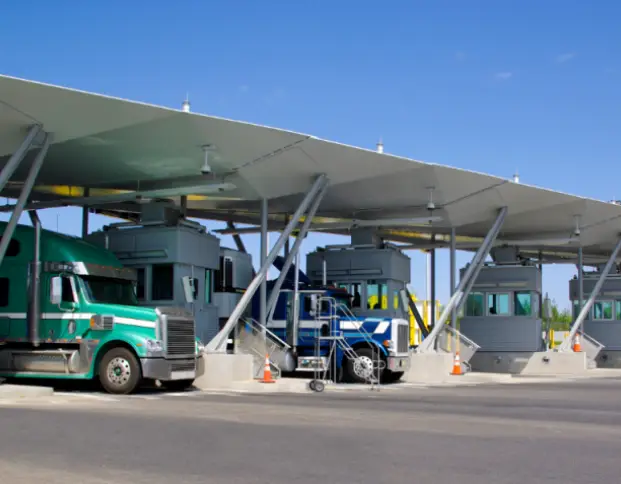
<box><xmin>2</xmin><ymin>378</ymin><xmax>621</xmax><ymax>483</ymax></box>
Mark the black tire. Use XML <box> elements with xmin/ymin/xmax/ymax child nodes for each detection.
<box><xmin>161</xmin><ymin>379</ymin><xmax>195</xmax><ymax>392</ymax></box>
<box><xmin>98</xmin><ymin>347</ymin><xmax>142</xmax><ymax>395</ymax></box>
<box><xmin>383</xmin><ymin>371</ymin><xmax>404</xmax><ymax>384</ymax></box>
<box><xmin>344</xmin><ymin>347</ymin><xmax>383</xmax><ymax>384</ymax></box>
<box><xmin>312</xmin><ymin>380</ymin><xmax>325</xmax><ymax>392</ymax></box>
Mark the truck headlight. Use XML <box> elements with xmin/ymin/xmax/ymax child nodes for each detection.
<box><xmin>146</xmin><ymin>339</ymin><xmax>164</xmax><ymax>352</ymax></box>
<box><xmin>382</xmin><ymin>340</ymin><xmax>395</xmax><ymax>350</ymax></box>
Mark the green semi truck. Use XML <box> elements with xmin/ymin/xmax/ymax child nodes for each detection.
<box><xmin>0</xmin><ymin>219</ymin><xmax>204</xmax><ymax>394</ymax></box>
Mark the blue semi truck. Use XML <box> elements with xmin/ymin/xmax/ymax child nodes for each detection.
<box><xmin>251</xmin><ymin>258</ymin><xmax>411</xmax><ymax>383</ymax></box>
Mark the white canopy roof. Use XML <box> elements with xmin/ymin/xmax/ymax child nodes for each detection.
<box><xmin>0</xmin><ymin>74</ymin><xmax>620</xmax><ymax>263</ymax></box>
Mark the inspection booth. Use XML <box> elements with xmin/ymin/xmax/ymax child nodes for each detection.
<box><xmin>570</xmin><ymin>265</ymin><xmax>621</xmax><ymax>368</ymax></box>
<box><xmin>87</xmin><ymin>202</ymin><xmax>221</xmax><ymax>344</ymax></box>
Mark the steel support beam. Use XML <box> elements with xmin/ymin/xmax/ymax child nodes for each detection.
<box><xmin>559</xmin><ymin>238</ymin><xmax>621</xmax><ymax>352</ymax></box>
<box><xmin>578</xmin><ymin>246</ymin><xmax>584</xmax><ymax>317</ymax></box>
<box><xmin>205</xmin><ymin>174</ymin><xmax>328</xmax><ymax>352</ymax></box>
<box><xmin>450</xmin><ymin>227</ymin><xmax>457</xmax><ymax>330</ymax></box>
<box><xmin>0</xmin><ymin>133</ymin><xmax>52</xmax><ymax>267</ymax></box>
<box><xmin>27</xmin><ymin>211</ymin><xmax>42</xmax><ymax>346</ymax></box>
<box><xmin>266</xmin><ymin>184</ymin><xmax>328</xmax><ymax>316</ymax></box>
<box><xmin>430</xmin><ymin>237</ymin><xmax>436</xmax><ymax>328</ymax></box>
<box><xmin>1</xmin><ymin>180</ymin><xmax>235</xmax><ymax>212</ymax></box>
<box><xmin>81</xmin><ymin>188</ymin><xmax>90</xmax><ymax>238</ymax></box>
<box><xmin>0</xmin><ymin>125</ymin><xmax>42</xmax><ymax>195</ymax></box>
<box><xmin>260</xmin><ymin>198</ymin><xmax>268</xmax><ymax>330</ymax></box>
<box><xmin>418</xmin><ymin>207</ymin><xmax>507</xmax><ymax>352</ymax></box>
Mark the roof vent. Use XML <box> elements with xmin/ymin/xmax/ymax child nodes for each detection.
<box><xmin>512</xmin><ymin>171</ymin><xmax>519</xmax><ymax>183</ymax></box>
<box><xmin>376</xmin><ymin>138</ymin><xmax>384</xmax><ymax>154</ymax></box>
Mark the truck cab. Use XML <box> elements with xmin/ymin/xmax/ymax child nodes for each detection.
<box><xmin>0</xmin><ymin>222</ymin><xmax>203</xmax><ymax>394</ymax></box>
<box><xmin>252</xmin><ymin>245</ymin><xmax>411</xmax><ymax>384</ymax></box>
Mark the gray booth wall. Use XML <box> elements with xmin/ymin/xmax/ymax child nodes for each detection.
<box><xmin>306</xmin><ymin>246</ymin><xmax>410</xmax><ymax>320</ymax></box>
<box><xmin>459</xmin><ymin>265</ymin><xmax>544</xmax><ymax>352</ymax></box>
<box><xmin>569</xmin><ymin>275</ymin><xmax>621</xmax><ymax>351</ymax></box>
<box><xmin>88</xmin><ymin>224</ymin><xmax>221</xmax><ymax>344</ymax></box>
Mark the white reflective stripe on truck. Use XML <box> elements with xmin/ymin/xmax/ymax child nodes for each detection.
<box><xmin>0</xmin><ymin>313</ymin><xmax>156</xmax><ymax>328</ymax></box>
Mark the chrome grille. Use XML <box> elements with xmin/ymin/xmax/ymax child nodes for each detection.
<box><xmin>165</xmin><ymin>316</ymin><xmax>196</xmax><ymax>356</ymax></box>
<box><xmin>397</xmin><ymin>324</ymin><xmax>409</xmax><ymax>353</ymax></box>
<box><xmin>171</xmin><ymin>359</ymin><xmax>196</xmax><ymax>372</ymax></box>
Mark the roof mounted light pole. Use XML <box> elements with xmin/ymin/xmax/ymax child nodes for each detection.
<box><xmin>418</xmin><ymin>206</ymin><xmax>507</xmax><ymax>352</ymax></box>
<box><xmin>205</xmin><ymin>174</ymin><xmax>329</xmax><ymax>352</ymax></box>
<box><xmin>558</xmin><ymin>238</ymin><xmax>621</xmax><ymax>352</ymax></box>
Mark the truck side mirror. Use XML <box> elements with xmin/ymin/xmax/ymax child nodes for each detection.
<box><xmin>50</xmin><ymin>276</ymin><xmax>62</xmax><ymax>305</ymax></box>
<box><xmin>182</xmin><ymin>276</ymin><xmax>195</xmax><ymax>303</ymax></box>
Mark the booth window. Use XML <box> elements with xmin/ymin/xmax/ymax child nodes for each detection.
<box><xmin>135</xmin><ymin>268</ymin><xmax>145</xmax><ymax>301</ymax></box>
<box><xmin>366</xmin><ymin>280</ymin><xmax>388</xmax><ymax>310</ymax></box>
<box><xmin>205</xmin><ymin>270</ymin><xmax>213</xmax><ymax>304</ymax></box>
<box><xmin>465</xmin><ymin>292</ymin><xmax>484</xmax><ymax>316</ymax></box>
<box><xmin>337</xmin><ymin>282</ymin><xmax>362</xmax><ymax>308</ymax></box>
<box><xmin>151</xmin><ymin>264</ymin><xmax>174</xmax><ymax>301</ymax></box>
<box><xmin>593</xmin><ymin>301</ymin><xmax>613</xmax><ymax>320</ymax></box>
<box><xmin>487</xmin><ymin>293</ymin><xmax>510</xmax><ymax>316</ymax></box>
<box><xmin>616</xmin><ymin>301</ymin><xmax>621</xmax><ymax>320</ymax></box>
<box><xmin>514</xmin><ymin>291</ymin><xmax>532</xmax><ymax>316</ymax></box>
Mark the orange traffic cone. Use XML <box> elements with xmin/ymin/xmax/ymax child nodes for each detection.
<box><xmin>259</xmin><ymin>354</ymin><xmax>276</xmax><ymax>383</ymax></box>
<box><xmin>451</xmin><ymin>352</ymin><xmax>462</xmax><ymax>376</ymax></box>
<box><xmin>573</xmin><ymin>334</ymin><xmax>582</xmax><ymax>352</ymax></box>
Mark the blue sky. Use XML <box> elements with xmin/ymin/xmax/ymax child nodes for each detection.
<box><xmin>1</xmin><ymin>1</ymin><xmax>620</xmax><ymax>309</ymax></box>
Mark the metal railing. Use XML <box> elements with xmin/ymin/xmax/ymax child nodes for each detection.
<box><xmin>436</xmin><ymin>324</ymin><xmax>480</xmax><ymax>369</ymax></box>
<box><xmin>313</xmin><ymin>297</ymin><xmax>385</xmax><ymax>389</ymax></box>
<box><xmin>235</xmin><ymin>318</ymin><xmax>292</xmax><ymax>379</ymax></box>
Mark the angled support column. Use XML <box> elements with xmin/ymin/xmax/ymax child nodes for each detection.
<box><xmin>266</xmin><ymin>183</ymin><xmax>328</xmax><ymax>317</ymax></box>
<box><xmin>205</xmin><ymin>174</ymin><xmax>328</xmax><ymax>352</ymax></box>
<box><xmin>260</xmin><ymin>198</ymin><xmax>268</xmax><ymax>330</ymax></box>
<box><xmin>0</xmin><ymin>125</ymin><xmax>42</xmax><ymax>194</ymax></box>
<box><xmin>559</xmin><ymin>238</ymin><xmax>621</xmax><ymax>352</ymax></box>
<box><xmin>417</xmin><ymin>206</ymin><xmax>507</xmax><ymax>353</ymax></box>
<box><xmin>0</xmin><ymin>132</ymin><xmax>52</xmax><ymax>267</ymax></box>
<box><xmin>450</xmin><ymin>228</ymin><xmax>457</xmax><ymax>329</ymax></box>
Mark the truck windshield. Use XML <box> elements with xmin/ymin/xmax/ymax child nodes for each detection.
<box><xmin>80</xmin><ymin>276</ymin><xmax>138</xmax><ymax>306</ymax></box>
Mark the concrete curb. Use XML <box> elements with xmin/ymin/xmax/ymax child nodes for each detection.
<box><xmin>0</xmin><ymin>384</ymin><xmax>54</xmax><ymax>400</ymax></box>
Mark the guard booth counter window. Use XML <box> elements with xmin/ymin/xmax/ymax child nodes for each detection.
<box><xmin>514</xmin><ymin>291</ymin><xmax>532</xmax><ymax>316</ymax></box>
<box><xmin>151</xmin><ymin>264</ymin><xmax>174</xmax><ymax>301</ymax></box>
<box><xmin>367</xmin><ymin>280</ymin><xmax>388</xmax><ymax>310</ymax></box>
<box><xmin>593</xmin><ymin>301</ymin><xmax>613</xmax><ymax>320</ymax></box>
<box><xmin>465</xmin><ymin>292</ymin><xmax>484</xmax><ymax>317</ymax></box>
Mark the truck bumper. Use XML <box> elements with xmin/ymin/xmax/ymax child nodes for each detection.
<box><xmin>140</xmin><ymin>357</ymin><xmax>204</xmax><ymax>382</ymax></box>
<box><xmin>387</xmin><ymin>356</ymin><xmax>410</xmax><ymax>372</ymax></box>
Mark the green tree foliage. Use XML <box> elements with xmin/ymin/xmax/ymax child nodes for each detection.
<box><xmin>548</xmin><ymin>298</ymin><xmax>572</xmax><ymax>331</ymax></box>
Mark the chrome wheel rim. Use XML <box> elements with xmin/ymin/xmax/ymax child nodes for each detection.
<box><xmin>353</xmin><ymin>355</ymin><xmax>375</xmax><ymax>380</ymax></box>
<box><xmin>107</xmin><ymin>357</ymin><xmax>131</xmax><ymax>387</ymax></box>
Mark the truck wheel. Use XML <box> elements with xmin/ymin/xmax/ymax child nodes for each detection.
<box><xmin>98</xmin><ymin>347</ymin><xmax>141</xmax><ymax>395</ymax></box>
<box><xmin>161</xmin><ymin>379</ymin><xmax>195</xmax><ymax>392</ymax></box>
<box><xmin>383</xmin><ymin>371</ymin><xmax>404</xmax><ymax>384</ymax></box>
<box><xmin>345</xmin><ymin>347</ymin><xmax>382</xmax><ymax>384</ymax></box>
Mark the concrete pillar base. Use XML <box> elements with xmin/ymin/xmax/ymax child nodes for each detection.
<box><xmin>469</xmin><ymin>351</ymin><xmax>589</xmax><ymax>375</ymax></box>
<box><xmin>596</xmin><ymin>350</ymin><xmax>621</xmax><ymax>368</ymax></box>
<box><xmin>194</xmin><ymin>353</ymin><xmax>255</xmax><ymax>390</ymax></box>
<box><xmin>404</xmin><ymin>352</ymin><xmax>454</xmax><ymax>384</ymax></box>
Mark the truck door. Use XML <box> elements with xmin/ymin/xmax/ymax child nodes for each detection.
<box><xmin>42</xmin><ymin>274</ymin><xmax>80</xmax><ymax>341</ymax></box>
